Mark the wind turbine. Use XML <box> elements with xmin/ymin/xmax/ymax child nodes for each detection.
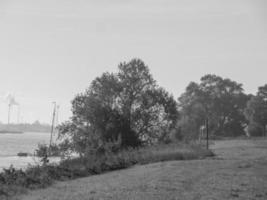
<box><xmin>5</xmin><ymin>94</ymin><xmax>19</xmax><ymax>124</ymax></box>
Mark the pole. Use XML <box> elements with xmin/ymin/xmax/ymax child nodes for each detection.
<box><xmin>206</xmin><ymin>117</ymin><xmax>209</xmax><ymax>150</ymax></box>
<box><xmin>49</xmin><ymin>102</ymin><xmax>56</xmax><ymax>156</ymax></box>
<box><xmin>55</xmin><ymin>105</ymin><xmax>60</xmax><ymax>127</ymax></box>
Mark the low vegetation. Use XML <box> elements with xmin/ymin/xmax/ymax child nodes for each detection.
<box><xmin>0</xmin><ymin>142</ymin><xmax>213</xmax><ymax>199</ymax></box>
<box><xmin>35</xmin><ymin>143</ymin><xmax>61</xmax><ymax>157</ymax></box>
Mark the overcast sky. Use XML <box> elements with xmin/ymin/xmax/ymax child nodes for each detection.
<box><xmin>0</xmin><ymin>0</ymin><xmax>266</xmax><ymax>124</ymax></box>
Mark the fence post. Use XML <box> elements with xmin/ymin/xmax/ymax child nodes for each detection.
<box><xmin>206</xmin><ymin>118</ymin><xmax>209</xmax><ymax>150</ymax></box>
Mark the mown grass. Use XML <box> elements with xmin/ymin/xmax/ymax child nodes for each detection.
<box><xmin>0</xmin><ymin>142</ymin><xmax>214</xmax><ymax>199</ymax></box>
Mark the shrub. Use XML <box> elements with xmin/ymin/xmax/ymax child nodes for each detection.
<box><xmin>0</xmin><ymin>165</ymin><xmax>52</xmax><ymax>190</ymax></box>
<box><xmin>247</xmin><ymin>122</ymin><xmax>264</xmax><ymax>136</ymax></box>
<box><xmin>35</xmin><ymin>143</ymin><xmax>61</xmax><ymax>157</ymax></box>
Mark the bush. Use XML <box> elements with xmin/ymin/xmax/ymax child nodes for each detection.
<box><xmin>247</xmin><ymin>122</ymin><xmax>264</xmax><ymax>136</ymax></box>
<box><xmin>0</xmin><ymin>165</ymin><xmax>52</xmax><ymax>190</ymax></box>
<box><xmin>35</xmin><ymin>143</ymin><xmax>61</xmax><ymax>157</ymax></box>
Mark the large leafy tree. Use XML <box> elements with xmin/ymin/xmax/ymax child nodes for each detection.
<box><xmin>178</xmin><ymin>74</ymin><xmax>248</xmax><ymax>138</ymax></box>
<box><xmin>245</xmin><ymin>84</ymin><xmax>267</xmax><ymax>136</ymax></box>
<box><xmin>58</xmin><ymin>59</ymin><xmax>178</xmax><ymax>156</ymax></box>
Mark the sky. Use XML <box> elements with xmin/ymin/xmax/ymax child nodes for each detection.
<box><xmin>0</xmin><ymin>0</ymin><xmax>266</xmax><ymax>124</ymax></box>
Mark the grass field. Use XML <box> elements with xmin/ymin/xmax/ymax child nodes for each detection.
<box><xmin>9</xmin><ymin>138</ymin><xmax>267</xmax><ymax>200</ymax></box>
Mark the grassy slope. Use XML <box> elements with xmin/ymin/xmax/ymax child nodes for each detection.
<box><xmin>0</xmin><ymin>142</ymin><xmax>212</xmax><ymax>199</ymax></box>
<box><xmin>16</xmin><ymin>139</ymin><xmax>267</xmax><ymax>200</ymax></box>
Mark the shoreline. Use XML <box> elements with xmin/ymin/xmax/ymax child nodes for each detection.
<box><xmin>17</xmin><ymin>139</ymin><xmax>267</xmax><ymax>200</ymax></box>
<box><xmin>0</xmin><ymin>132</ymin><xmax>23</xmax><ymax>134</ymax></box>
<box><xmin>0</xmin><ymin>156</ymin><xmax>61</xmax><ymax>171</ymax></box>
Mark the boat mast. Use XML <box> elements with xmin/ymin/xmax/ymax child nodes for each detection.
<box><xmin>49</xmin><ymin>102</ymin><xmax>57</xmax><ymax>156</ymax></box>
<box><xmin>55</xmin><ymin>105</ymin><xmax>60</xmax><ymax>127</ymax></box>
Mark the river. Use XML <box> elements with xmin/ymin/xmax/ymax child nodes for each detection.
<box><xmin>0</xmin><ymin>132</ymin><xmax>58</xmax><ymax>170</ymax></box>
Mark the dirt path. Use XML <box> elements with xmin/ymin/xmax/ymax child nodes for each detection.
<box><xmin>17</xmin><ymin>139</ymin><xmax>267</xmax><ymax>200</ymax></box>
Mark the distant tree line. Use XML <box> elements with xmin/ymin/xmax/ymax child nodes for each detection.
<box><xmin>178</xmin><ymin>75</ymin><xmax>267</xmax><ymax>139</ymax></box>
<box><xmin>245</xmin><ymin>85</ymin><xmax>267</xmax><ymax>136</ymax></box>
<box><xmin>0</xmin><ymin>121</ymin><xmax>51</xmax><ymax>133</ymax></box>
<box><xmin>57</xmin><ymin>58</ymin><xmax>267</xmax><ymax>156</ymax></box>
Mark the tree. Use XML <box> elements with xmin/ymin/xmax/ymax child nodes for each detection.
<box><xmin>258</xmin><ymin>84</ymin><xmax>267</xmax><ymax>100</ymax></box>
<box><xmin>178</xmin><ymin>82</ymin><xmax>207</xmax><ymax>139</ymax></box>
<box><xmin>178</xmin><ymin>74</ymin><xmax>248</xmax><ymax>138</ymax></box>
<box><xmin>245</xmin><ymin>85</ymin><xmax>267</xmax><ymax>136</ymax></box>
<box><xmin>58</xmin><ymin>59</ymin><xmax>179</xmax><ymax>156</ymax></box>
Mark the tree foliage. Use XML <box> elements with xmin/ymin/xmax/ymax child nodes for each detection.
<box><xmin>245</xmin><ymin>84</ymin><xmax>267</xmax><ymax>136</ymax></box>
<box><xmin>178</xmin><ymin>74</ymin><xmax>248</xmax><ymax>138</ymax></box>
<box><xmin>58</xmin><ymin>59</ymin><xmax>178</xmax><ymax>156</ymax></box>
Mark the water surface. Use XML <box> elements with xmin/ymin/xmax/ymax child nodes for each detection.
<box><xmin>0</xmin><ymin>132</ymin><xmax>57</xmax><ymax>170</ymax></box>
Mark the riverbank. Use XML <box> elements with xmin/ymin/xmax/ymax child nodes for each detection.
<box><xmin>0</xmin><ymin>156</ymin><xmax>61</xmax><ymax>171</ymax></box>
<box><xmin>16</xmin><ymin>138</ymin><xmax>267</xmax><ymax>200</ymax></box>
<box><xmin>0</xmin><ymin>142</ymin><xmax>213</xmax><ymax>199</ymax></box>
